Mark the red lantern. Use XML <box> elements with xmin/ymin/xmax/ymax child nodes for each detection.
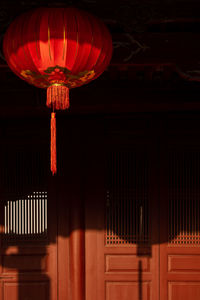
<box><xmin>3</xmin><ymin>7</ymin><xmax>112</xmax><ymax>174</ymax></box>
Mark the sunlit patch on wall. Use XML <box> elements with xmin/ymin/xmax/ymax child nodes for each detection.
<box><xmin>4</xmin><ymin>191</ymin><xmax>48</xmax><ymax>240</ymax></box>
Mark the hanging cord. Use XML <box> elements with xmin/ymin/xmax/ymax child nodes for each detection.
<box><xmin>51</xmin><ymin>110</ymin><xmax>57</xmax><ymax>175</ymax></box>
<box><xmin>47</xmin><ymin>84</ymin><xmax>70</xmax><ymax>175</ymax></box>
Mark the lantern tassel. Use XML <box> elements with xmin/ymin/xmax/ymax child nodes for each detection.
<box><xmin>51</xmin><ymin>112</ymin><xmax>57</xmax><ymax>175</ymax></box>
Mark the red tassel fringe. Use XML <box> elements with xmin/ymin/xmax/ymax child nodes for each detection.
<box><xmin>47</xmin><ymin>85</ymin><xmax>69</xmax><ymax>110</ymax></box>
<box><xmin>47</xmin><ymin>84</ymin><xmax>70</xmax><ymax>175</ymax></box>
<box><xmin>51</xmin><ymin>112</ymin><xmax>57</xmax><ymax>175</ymax></box>
<box><xmin>46</xmin><ymin>84</ymin><xmax>69</xmax><ymax>175</ymax></box>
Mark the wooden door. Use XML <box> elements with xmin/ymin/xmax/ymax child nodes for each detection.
<box><xmin>85</xmin><ymin>116</ymin><xmax>160</xmax><ymax>300</ymax></box>
<box><xmin>0</xmin><ymin>119</ymin><xmax>58</xmax><ymax>300</ymax></box>
<box><xmin>160</xmin><ymin>115</ymin><xmax>200</xmax><ymax>300</ymax></box>
<box><xmin>85</xmin><ymin>114</ymin><xmax>200</xmax><ymax>300</ymax></box>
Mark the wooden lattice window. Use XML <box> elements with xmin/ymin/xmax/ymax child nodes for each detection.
<box><xmin>169</xmin><ymin>151</ymin><xmax>200</xmax><ymax>246</ymax></box>
<box><xmin>4</xmin><ymin>192</ymin><xmax>47</xmax><ymax>237</ymax></box>
<box><xmin>1</xmin><ymin>147</ymin><xmax>49</xmax><ymax>241</ymax></box>
<box><xmin>106</xmin><ymin>150</ymin><xmax>149</xmax><ymax>246</ymax></box>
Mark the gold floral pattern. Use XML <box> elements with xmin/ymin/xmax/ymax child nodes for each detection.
<box><xmin>20</xmin><ymin>66</ymin><xmax>95</xmax><ymax>88</ymax></box>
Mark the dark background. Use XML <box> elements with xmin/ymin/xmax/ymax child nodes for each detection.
<box><xmin>0</xmin><ymin>0</ymin><xmax>200</xmax><ymax>116</ymax></box>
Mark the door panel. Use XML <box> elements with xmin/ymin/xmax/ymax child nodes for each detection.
<box><xmin>85</xmin><ymin>114</ymin><xmax>200</xmax><ymax>300</ymax></box>
<box><xmin>106</xmin><ymin>281</ymin><xmax>150</xmax><ymax>300</ymax></box>
<box><xmin>85</xmin><ymin>117</ymin><xmax>159</xmax><ymax>300</ymax></box>
<box><xmin>168</xmin><ymin>283</ymin><xmax>200</xmax><ymax>300</ymax></box>
<box><xmin>3</xmin><ymin>282</ymin><xmax>49</xmax><ymax>300</ymax></box>
<box><xmin>160</xmin><ymin>117</ymin><xmax>200</xmax><ymax>300</ymax></box>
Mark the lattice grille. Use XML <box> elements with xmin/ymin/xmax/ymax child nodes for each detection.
<box><xmin>1</xmin><ymin>149</ymin><xmax>48</xmax><ymax>196</ymax></box>
<box><xmin>4</xmin><ymin>192</ymin><xmax>47</xmax><ymax>237</ymax></box>
<box><xmin>106</xmin><ymin>150</ymin><xmax>149</xmax><ymax>245</ymax></box>
<box><xmin>1</xmin><ymin>147</ymin><xmax>49</xmax><ymax>241</ymax></box>
<box><xmin>169</xmin><ymin>151</ymin><xmax>200</xmax><ymax>246</ymax></box>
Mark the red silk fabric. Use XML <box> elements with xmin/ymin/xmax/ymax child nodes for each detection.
<box><xmin>3</xmin><ymin>7</ymin><xmax>112</xmax><ymax>90</ymax></box>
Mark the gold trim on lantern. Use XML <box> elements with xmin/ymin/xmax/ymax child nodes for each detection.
<box><xmin>49</xmin><ymin>83</ymin><xmax>67</xmax><ymax>87</ymax></box>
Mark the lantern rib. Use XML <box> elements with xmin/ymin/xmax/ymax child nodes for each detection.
<box><xmin>92</xmin><ymin>21</ymin><xmax>105</xmax><ymax>71</ymax></box>
<box><xmin>92</xmin><ymin>22</ymin><xmax>113</xmax><ymax>81</ymax></box>
<box><xmin>73</xmin><ymin>10</ymin><xmax>94</xmax><ymax>74</ymax></box>
<box><xmin>11</xmin><ymin>18</ymin><xmax>25</xmax><ymax>77</ymax></box>
<box><xmin>71</xmin><ymin>12</ymin><xmax>79</xmax><ymax>73</ymax></box>
<box><xmin>62</xmin><ymin>10</ymin><xmax>66</xmax><ymax>61</ymax></box>
<box><xmin>21</xmin><ymin>14</ymin><xmax>30</xmax><ymax>65</ymax></box>
<box><xmin>48</xmin><ymin>24</ymin><xmax>52</xmax><ymax>61</ymax></box>
<box><xmin>85</xmin><ymin>14</ymin><xmax>102</xmax><ymax>72</ymax></box>
<box><xmin>25</xmin><ymin>9</ymin><xmax>44</xmax><ymax>78</ymax></box>
<box><xmin>81</xmin><ymin>13</ymin><xmax>94</xmax><ymax>71</ymax></box>
<box><xmin>22</xmin><ymin>12</ymin><xmax>41</xmax><ymax>75</ymax></box>
<box><xmin>35</xmin><ymin>10</ymin><xmax>42</xmax><ymax>60</ymax></box>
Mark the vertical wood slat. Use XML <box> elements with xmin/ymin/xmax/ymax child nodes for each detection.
<box><xmin>16</xmin><ymin>200</ymin><xmax>18</xmax><ymax>235</ymax></box>
<box><xmin>42</xmin><ymin>196</ymin><xmax>45</xmax><ymax>233</ymax></box>
<box><xmin>4</xmin><ymin>192</ymin><xmax>48</xmax><ymax>238</ymax></box>
<box><xmin>33</xmin><ymin>195</ymin><xmax>35</xmax><ymax>234</ymax></box>
<box><xmin>22</xmin><ymin>199</ymin><xmax>24</xmax><ymax>235</ymax></box>
<box><xmin>110</xmin><ymin>152</ymin><xmax>113</xmax><ymax>244</ymax></box>
<box><xmin>197</xmin><ymin>153</ymin><xmax>199</xmax><ymax>239</ymax></box>
<box><xmin>7</xmin><ymin>201</ymin><xmax>10</xmax><ymax>234</ymax></box>
<box><xmin>19</xmin><ymin>200</ymin><xmax>21</xmax><ymax>235</ymax></box>
<box><xmin>4</xmin><ymin>205</ymin><xmax>7</xmax><ymax>234</ymax></box>
<box><xmin>169</xmin><ymin>151</ymin><xmax>200</xmax><ymax>246</ymax></box>
<box><xmin>28</xmin><ymin>197</ymin><xmax>30</xmax><ymax>234</ymax></box>
<box><xmin>39</xmin><ymin>194</ymin><xmax>42</xmax><ymax>234</ymax></box>
<box><xmin>13</xmin><ymin>201</ymin><xmax>15</xmax><ymax>234</ymax></box>
<box><xmin>106</xmin><ymin>150</ymin><xmax>149</xmax><ymax>245</ymax></box>
<box><xmin>36</xmin><ymin>194</ymin><xmax>38</xmax><ymax>234</ymax></box>
<box><xmin>30</xmin><ymin>198</ymin><xmax>32</xmax><ymax>235</ymax></box>
<box><xmin>135</xmin><ymin>154</ymin><xmax>138</xmax><ymax>243</ymax></box>
<box><xmin>44</xmin><ymin>193</ymin><xmax>48</xmax><ymax>235</ymax></box>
